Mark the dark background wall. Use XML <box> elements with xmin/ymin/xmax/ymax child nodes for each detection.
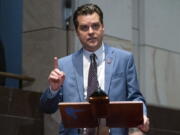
<box><xmin>0</xmin><ymin>0</ymin><xmax>22</xmax><ymax>88</ymax></box>
<box><xmin>147</xmin><ymin>105</ymin><xmax>180</xmax><ymax>135</ymax></box>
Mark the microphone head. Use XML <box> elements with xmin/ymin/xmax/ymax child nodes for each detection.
<box><xmin>88</xmin><ymin>87</ymin><xmax>109</xmax><ymax>104</ymax></box>
<box><xmin>90</xmin><ymin>87</ymin><xmax>107</xmax><ymax>97</ymax></box>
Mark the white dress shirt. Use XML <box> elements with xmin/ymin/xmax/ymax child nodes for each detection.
<box><xmin>83</xmin><ymin>43</ymin><xmax>105</xmax><ymax>98</ymax></box>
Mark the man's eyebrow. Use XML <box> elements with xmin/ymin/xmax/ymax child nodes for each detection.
<box><xmin>79</xmin><ymin>22</ymin><xmax>100</xmax><ymax>25</ymax></box>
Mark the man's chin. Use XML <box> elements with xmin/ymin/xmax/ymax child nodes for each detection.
<box><xmin>88</xmin><ymin>40</ymin><xmax>100</xmax><ymax>46</ymax></box>
<box><xmin>86</xmin><ymin>44</ymin><xmax>101</xmax><ymax>51</ymax></box>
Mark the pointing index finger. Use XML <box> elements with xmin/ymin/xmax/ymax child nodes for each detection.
<box><xmin>54</xmin><ymin>57</ymin><xmax>59</xmax><ymax>69</ymax></box>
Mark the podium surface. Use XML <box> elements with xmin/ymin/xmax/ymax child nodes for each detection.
<box><xmin>59</xmin><ymin>101</ymin><xmax>143</xmax><ymax>128</ymax></box>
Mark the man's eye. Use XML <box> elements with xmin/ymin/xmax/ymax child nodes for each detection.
<box><xmin>79</xmin><ymin>25</ymin><xmax>89</xmax><ymax>31</ymax></box>
<box><xmin>92</xmin><ymin>23</ymin><xmax>100</xmax><ymax>30</ymax></box>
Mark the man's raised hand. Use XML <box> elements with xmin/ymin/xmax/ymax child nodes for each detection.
<box><xmin>48</xmin><ymin>57</ymin><xmax>65</xmax><ymax>91</ymax></box>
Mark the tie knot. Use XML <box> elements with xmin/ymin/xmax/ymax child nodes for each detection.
<box><xmin>90</xmin><ymin>53</ymin><xmax>96</xmax><ymax>62</ymax></box>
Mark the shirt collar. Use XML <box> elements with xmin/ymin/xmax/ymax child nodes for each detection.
<box><xmin>83</xmin><ymin>43</ymin><xmax>105</xmax><ymax>65</ymax></box>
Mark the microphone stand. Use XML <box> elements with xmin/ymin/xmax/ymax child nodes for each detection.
<box><xmin>88</xmin><ymin>87</ymin><xmax>109</xmax><ymax>135</ymax></box>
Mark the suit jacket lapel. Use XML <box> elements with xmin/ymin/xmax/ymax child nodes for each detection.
<box><xmin>105</xmin><ymin>45</ymin><xmax>115</xmax><ymax>95</ymax></box>
<box><xmin>72</xmin><ymin>45</ymin><xmax>115</xmax><ymax>100</ymax></box>
<box><xmin>72</xmin><ymin>49</ymin><xmax>84</xmax><ymax>101</ymax></box>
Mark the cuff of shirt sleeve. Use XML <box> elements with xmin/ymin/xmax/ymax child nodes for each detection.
<box><xmin>143</xmin><ymin>102</ymin><xmax>147</xmax><ymax>116</ymax></box>
<box><xmin>47</xmin><ymin>86</ymin><xmax>59</xmax><ymax>99</ymax></box>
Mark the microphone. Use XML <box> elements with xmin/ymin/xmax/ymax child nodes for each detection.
<box><xmin>90</xmin><ymin>86</ymin><xmax>108</xmax><ymax>97</ymax></box>
<box><xmin>88</xmin><ymin>84</ymin><xmax>109</xmax><ymax>119</ymax></box>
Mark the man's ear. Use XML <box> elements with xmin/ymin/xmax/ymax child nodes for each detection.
<box><xmin>102</xmin><ymin>24</ymin><xmax>105</xmax><ymax>32</ymax></box>
<box><xmin>101</xmin><ymin>23</ymin><xmax>104</xmax><ymax>30</ymax></box>
<box><xmin>76</xmin><ymin>29</ymin><xmax>80</xmax><ymax>37</ymax></box>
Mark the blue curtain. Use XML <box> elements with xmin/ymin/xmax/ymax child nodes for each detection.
<box><xmin>0</xmin><ymin>0</ymin><xmax>22</xmax><ymax>88</ymax></box>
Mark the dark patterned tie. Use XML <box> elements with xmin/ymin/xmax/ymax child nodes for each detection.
<box><xmin>87</xmin><ymin>53</ymin><xmax>99</xmax><ymax>98</ymax></box>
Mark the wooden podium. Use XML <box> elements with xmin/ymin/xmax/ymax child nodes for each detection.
<box><xmin>59</xmin><ymin>90</ymin><xmax>143</xmax><ymax>134</ymax></box>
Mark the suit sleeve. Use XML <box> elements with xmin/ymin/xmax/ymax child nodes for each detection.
<box><xmin>39</xmin><ymin>58</ymin><xmax>64</xmax><ymax>114</ymax></box>
<box><xmin>126</xmin><ymin>53</ymin><xmax>147</xmax><ymax>116</ymax></box>
<box><xmin>39</xmin><ymin>87</ymin><xmax>63</xmax><ymax>114</ymax></box>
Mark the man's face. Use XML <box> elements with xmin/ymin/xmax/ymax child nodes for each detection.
<box><xmin>76</xmin><ymin>13</ymin><xmax>104</xmax><ymax>52</ymax></box>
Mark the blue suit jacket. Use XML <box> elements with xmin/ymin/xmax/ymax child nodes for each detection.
<box><xmin>40</xmin><ymin>44</ymin><xmax>147</xmax><ymax>135</ymax></box>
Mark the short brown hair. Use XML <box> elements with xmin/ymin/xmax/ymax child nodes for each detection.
<box><xmin>73</xmin><ymin>3</ymin><xmax>103</xmax><ymax>30</ymax></box>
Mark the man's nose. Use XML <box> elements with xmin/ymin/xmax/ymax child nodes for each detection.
<box><xmin>88</xmin><ymin>27</ymin><xmax>94</xmax><ymax>34</ymax></box>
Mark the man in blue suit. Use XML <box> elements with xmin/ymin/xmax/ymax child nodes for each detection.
<box><xmin>40</xmin><ymin>3</ymin><xmax>150</xmax><ymax>135</ymax></box>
